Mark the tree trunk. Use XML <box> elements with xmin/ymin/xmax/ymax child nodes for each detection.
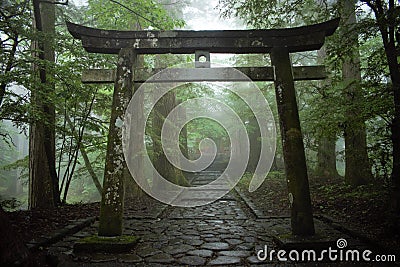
<box><xmin>315</xmin><ymin>47</ymin><xmax>340</xmax><ymax>178</ymax></box>
<box><xmin>316</xmin><ymin>136</ymin><xmax>340</xmax><ymax>178</ymax></box>
<box><xmin>152</xmin><ymin>90</ymin><xmax>189</xmax><ymax>187</ymax></box>
<box><xmin>363</xmin><ymin>0</ymin><xmax>400</xmax><ymax>232</ymax></box>
<box><xmin>65</xmin><ymin>114</ymin><xmax>102</xmax><ymax>196</ymax></box>
<box><xmin>270</xmin><ymin>47</ymin><xmax>315</xmax><ymax>236</ymax></box>
<box><xmin>247</xmin><ymin>116</ymin><xmax>261</xmax><ymax>173</ymax></box>
<box><xmin>178</xmin><ymin>99</ymin><xmax>189</xmax><ymax>159</ymax></box>
<box><xmin>340</xmin><ymin>0</ymin><xmax>373</xmax><ymax>186</ymax></box>
<box><xmin>98</xmin><ymin>48</ymin><xmax>136</xmax><ymax>237</ymax></box>
<box><xmin>151</xmin><ymin>56</ymin><xmax>188</xmax><ymax>188</ymax></box>
<box><xmin>29</xmin><ymin>0</ymin><xmax>59</xmax><ymax>209</ymax></box>
<box><xmin>383</xmin><ymin>10</ymin><xmax>400</xmax><ymax>235</ymax></box>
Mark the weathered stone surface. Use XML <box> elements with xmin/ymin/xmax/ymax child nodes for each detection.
<box><xmin>90</xmin><ymin>254</ymin><xmax>117</xmax><ymax>263</ymax></box>
<box><xmin>209</xmin><ymin>255</ymin><xmax>241</xmax><ymax>265</ymax></box>
<box><xmin>73</xmin><ymin>235</ymin><xmax>139</xmax><ymax>253</ymax></box>
<box><xmin>236</xmin><ymin>242</ymin><xmax>254</xmax><ymax>250</ymax></box>
<box><xmin>181</xmin><ymin>235</ymin><xmax>200</xmax><ymax>240</ymax></box>
<box><xmin>145</xmin><ymin>253</ymin><xmax>174</xmax><ymax>263</ymax></box>
<box><xmin>204</xmin><ymin>237</ymin><xmax>221</xmax><ymax>242</ymax></box>
<box><xmin>201</xmin><ymin>242</ymin><xmax>230</xmax><ymax>251</ymax></box>
<box><xmin>163</xmin><ymin>244</ymin><xmax>194</xmax><ymax>255</ymax></box>
<box><xmin>247</xmin><ymin>255</ymin><xmax>264</xmax><ymax>264</ymax></box>
<box><xmin>136</xmin><ymin>246</ymin><xmax>160</xmax><ymax>258</ymax></box>
<box><xmin>44</xmin><ymin>171</ymin><xmax>371</xmax><ymax>267</ymax></box>
<box><xmin>118</xmin><ymin>254</ymin><xmax>142</xmax><ymax>263</ymax></box>
<box><xmin>244</xmin><ymin>236</ymin><xmax>257</xmax><ymax>243</ymax></box>
<box><xmin>187</xmin><ymin>249</ymin><xmax>213</xmax><ymax>257</ymax></box>
<box><xmin>178</xmin><ymin>255</ymin><xmax>206</xmax><ymax>266</ymax></box>
<box><xmin>184</xmin><ymin>239</ymin><xmax>204</xmax><ymax>246</ymax></box>
<box><xmin>67</xmin><ymin>18</ymin><xmax>340</xmax><ymax>54</ymax></box>
<box><xmin>218</xmin><ymin>250</ymin><xmax>251</xmax><ymax>257</ymax></box>
<box><xmin>98</xmin><ymin>48</ymin><xmax>136</xmax><ymax>237</ymax></box>
<box><xmin>225</xmin><ymin>238</ymin><xmax>243</xmax><ymax>245</ymax></box>
<box><xmin>167</xmin><ymin>237</ymin><xmax>183</xmax><ymax>245</ymax></box>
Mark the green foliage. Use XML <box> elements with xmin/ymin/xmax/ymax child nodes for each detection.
<box><xmin>1</xmin><ymin>0</ymin><xmax>188</xmax><ymax>206</ymax></box>
<box><xmin>239</xmin><ymin>170</ymin><xmax>285</xmax><ymax>188</ymax></box>
<box><xmin>218</xmin><ymin>0</ymin><xmax>334</xmax><ymax>29</ymax></box>
<box><xmin>0</xmin><ymin>0</ymin><xmax>33</xmax><ymax>128</ymax></box>
<box><xmin>219</xmin><ymin>0</ymin><xmax>396</xmax><ymax>182</ymax></box>
<box><xmin>318</xmin><ymin>183</ymin><xmax>382</xmax><ymax>200</ymax></box>
<box><xmin>0</xmin><ymin>195</ymin><xmax>22</xmax><ymax>211</ymax></box>
<box><xmin>85</xmin><ymin>0</ymin><xmax>185</xmax><ymax>30</ymax></box>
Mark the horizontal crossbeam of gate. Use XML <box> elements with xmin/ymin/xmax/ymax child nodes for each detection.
<box><xmin>66</xmin><ymin>18</ymin><xmax>339</xmax><ymax>54</ymax></box>
<box><xmin>82</xmin><ymin>66</ymin><xmax>326</xmax><ymax>84</ymax></box>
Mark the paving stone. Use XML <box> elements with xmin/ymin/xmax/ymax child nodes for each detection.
<box><xmin>183</xmin><ymin>230</ymin><xmax>199</xmax><ymax>235</ymax></box>
<box><xmin>244</xmin><ymin>236</ymin><xmax>257</xmax><ymax>243</ymax></box>
<box><xmin>247</xmin><ymin>255</ymin><xmax>264</xmax><ymax>264</ymax></box>
<box><xmin>236</xmin><ymin>242</ymin><xmax>254</xmax><ymax>250</ymax></box>
<box><xmin>136</xmin><ymin>246</ymin><xmax>160</xmax><ymax>258</ymax></box>
<box><xmin>187</xmin><ymin>249</ymin><xmax>213</xmax><ymax>257</ymax></box>
<box><xmin>153</xmin><ymin>241</ymin><xmax>168</xmax><ymax>249</ymax></box>
<box><xmin>43</xmin><ymin>170</ymin><xmax>374</xmax><ymax>267</ymax></box>
<box><xmin>168</xmin><ymin>238</ymin><xmax>183</xmax><ymax>245</ymax></box>
<box><xmin>209</xmin><ymin>255</ymin><xmax>241</xmax><ymax>265</ymax></box>
<box><xmin>220</xmin><ymin>234</ymin><xmax>237</xmax><ymax>239</ymax></box>
<box><xmin>181</xmin><ymin>235</ymin><xmax>200</xmax><ymax>240</ymax></box>
<box><xmin>203</xmin><ymin>233</ymin><xmax>215</xmax><ymax>238</ymax></box>
<box><xmin>117</xmin><ymin>254</ymin><xmax>143</xmax><ymax>263</ymax></box>
<box><xmin>145</xmin><ymin>253</ymin><xmax>175</xmax><ymax>263</ymax></box>
<box><xmin>201</xmin><ymin>242</ymin><xmax>230</xmax><ymax>251</ymax></box>
<box><xmin>90</xmin><ymin>254</ymin><xmax>117</xmax><ymax>263</ymax></box>
<box><xmin>204</xmin><ymin>237</ymin><xmax>221</xmax><ymax>242</ymax></box>
<box><xmin>178</xmin><ymin>255</ymin><xmax>206</xmax><ymax>265</ymax></box>
<box><xmin>163</xmin><ymin>244</ymin><xmax>195</xmax><ymax>254</ymax></box>
<box><xmin>225</xmin><ymin>238</ymin><xmax>243</xmax><ymax>245</ymax></box>
<box><xmin>184</xmin><ymin>239</ymin><xmax>204</xmax><ymax>246</ymax></box>
<box><xmin>218</xmin><ymin>250</ymin><xmax>251</xmax><ymax>257</ymax></box>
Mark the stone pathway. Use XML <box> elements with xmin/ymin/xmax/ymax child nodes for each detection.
<box><xmin>47</xmin><ymin>171</ymin><xmax>377</xmax><ymax>266</ymax></box>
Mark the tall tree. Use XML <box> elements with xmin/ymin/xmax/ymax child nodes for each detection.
<box><xmin>315</xmin><ymin>47</ymin><xmax>340</xmax><ymax>178</ymax></box>
<box><xmin>360</xmin><ymin>0</ymin><xmax>400</xmax><ymax>231</ymax></box>
<box><xmin>151</xmin><ymin>55</ymin><xmax>189</xmax><ymax>187</ymax></box>
<box><xmin>340</xmin><ymin>0</ymin><xmax>373</xmax><ymax>186</ymax></box>
<box><xmin>29</xmin><ymin>0</ymin><xmax>59</xmax><ymax>208</ymax></box>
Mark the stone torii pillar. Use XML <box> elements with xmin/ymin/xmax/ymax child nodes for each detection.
<box><xmin>271</xmin><ymin>47</ymin><xmax>314</xmax><ymax>235</ymax></box>
<box><xmin>98</xmin><ymin>48</ymin><xmax>136</xmax><ymax>236</ymax></box>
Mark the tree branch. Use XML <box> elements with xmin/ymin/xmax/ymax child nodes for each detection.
<box><xmin>109</xmin><ymin>0</ymin><xmax>162</xmax><ymax>29</ymax></box>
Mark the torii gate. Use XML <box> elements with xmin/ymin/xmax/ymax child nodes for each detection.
<box><xmin>67</xmin><ymin>18</ymin><xmax>339</xmax><ymax>237</ymax></box>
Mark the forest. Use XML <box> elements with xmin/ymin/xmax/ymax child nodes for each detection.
<box><xmin>0</xmin><ymin>0</ymin><xmax>399</xmax><ymax>266</ymax></box>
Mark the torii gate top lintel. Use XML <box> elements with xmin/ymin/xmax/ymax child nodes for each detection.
<box><xmin>66</xmin><ymin>18</ymin><xmax>339</xmax><ymax>54</ymax></box>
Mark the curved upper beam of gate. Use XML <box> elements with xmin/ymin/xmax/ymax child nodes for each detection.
<box><xmin>66</xmin><ymin>18</ymin><xmax>339</xmax><ymax>55</ymax></box>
